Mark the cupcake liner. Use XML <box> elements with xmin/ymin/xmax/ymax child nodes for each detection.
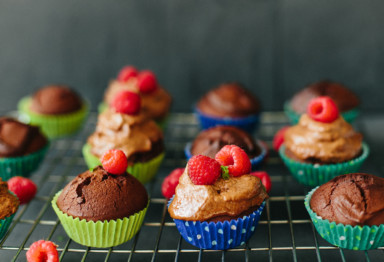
<box><xmin>194</xmin><ymin>108</ymin><xmax>259</xmax><ymax>133</ymax></box>
<box><xmin>52</xmin><ymin>191</ymin><xmax>148</xmax><ymax>248</ymax></box>
<box><xmin>0</xmin><ymin>143</ymin><xmax>49</xmax><ymax>180</ymax></box>
<box><xmin>169</xmin><ymin>198</ymin><xmax>265</xmax><ymax>250</ymax></box>
<box><xmin>82</xmin><ymin>144</ymin><xmax>164</xmax><ymax>184</ymax></box>
<box><xmin>279</xmin><ymin>143</ymin><xmax>369</xmax><ymax>187</ymax></box>
<box><xmin>98</xmin><ymin>101</ymin><xmax>108</xmax><ymax>114</ymax></box>
<box><xmin>184</xmin><ymin>140</ymin><xmax>268</xmax><ymax>170</ymax></box>
<box><xmin>0</xmin><ymin>213</ymin><xmax>16</xmax><ymax>240</ymax></box>
<box><xmin>18</xmin><ymin>97</ymin><xmax>89</xmax><ymax>139</ymax></box>
<box><xmin>284</xmin><ymin>101</ymin><xmax>360</xmax><ymax>125</ymax></box>
<box><xmin>305</xmin><ymin>187</ymin><xmax>384</xmax><ymax>250</ymax></box>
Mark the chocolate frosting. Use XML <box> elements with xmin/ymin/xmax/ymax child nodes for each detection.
<box><xmin>168</xmin><ymin>168</ymin><xmax>268</xmax><ymax>221</ymax></box>
<box><xmin>291</xmin><ymin>81</ymin><xmax>360</xmax><ymax>114</ymax></box>
<box><xmin>310</xmin><ymin>173</ymin><xmax>384</xmax><ymax>226</ymax></box>
<box><xmin>30</xmin><ymin>85</ymin><xmax>82</xmax><ymax>115</ymax></box>
<box><xmin>57</xmin><ymin>166</ymin><xmax>148</xmax><ymax>222</ymax></box>
<box><xmin>191</xmin><ymin>126</ymin><xmax>261</xmax><ymax>159</ymax></box>
<box><xmin>0</xmin><ymin>179</ymin><xmax>19</xmax><ymax>220</ymax></box>
<box><xmin>197</xmin><ymin>82</ymin><xmax>260</xmax><ymax>117</ymax></box>
<box><xmin>0</xmin><ymin>117</ymin><xmax>47</xmax><ymax>157</ymax></box>
<box><xmin>87</xmin><ymin>108</ymin><xmax>164</xmax><ymax>165</ymax></box>
<box><xmin>284</xmin><ymin>114</ymin><xmax>362</xmax><ymax>163</ymax></box>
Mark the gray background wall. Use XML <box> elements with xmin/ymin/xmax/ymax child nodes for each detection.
<box><xmin>0</xmin><ymin>0</ymin><xmax>383</xmax><ymax>113</ymax></box>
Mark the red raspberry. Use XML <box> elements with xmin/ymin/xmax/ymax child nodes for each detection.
<box><xmin>251</xmin><ymin>171</ymin><xmax>272</xmax><ymax>193</ymax></box>
<box><xmin>307</xmin><ymin>96</ymin><xmax>339</xmax><ymax>123</ymax></box>
<box><xmin>137</xmin><ymin>70</ymin><xmax>158</xmax><ymax>93</ymax></box>
<box><xmin>161</xmin><ymin>168</ymin><xmax>185</xmax><ymax>199</ymax></box>
<box><xmin>188</xmin><ymin>155</ymin><xmax>221</xmax><ymax>185</ymax></box>
<box><xmin>101</xmin><ymin>149</ymin><xmax>128</xmax><ymax>175</ymax></box>
<box><xmin>8</xmin><ymin>176</ymin><xmax>37</xmax><ymax>205</ymax></box>
<box><xmin>26</xmin><ymin>240</ymin><xmax>59</xmax><ymax>262</ymax></box>
<box><xmin>117</xmin><ymin>66</ymin><xmax>138</xmax><ymax>82</ymax></box>
<box><xmin>272</xmin><ymin>126</ymin><xmax>290</xmax><ymax>151</ymax></box>
<box><xmin>112</xmin><ymin>90</ymin><xmax>141</xmax><ymax>115</ymax></box>
<box><xmin>215</xmin><ymin>145</ymin><xmax>251</xmax><ymax>177</ymax></box>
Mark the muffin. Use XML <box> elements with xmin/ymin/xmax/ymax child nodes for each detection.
<box><xmin>168</xmin><ymin>145</ymin><xmax>268</xmax><ymax>250</ymax></box>
<box><xmin>279</xmin><ymin>96</ymin><xmax>369</xmax><ymax>186</ymax></box>
<box><xmin>195</xmin><ymin>82</ymin><xmax>260</xmax><ymax>133</ymax></box>
<box><xmin>0</xmin><ymin>117</ymin><xmax>49</xmax><ymax>180</ymax></box>
<box><xmin>285</xmin><ymin>80</ymin><xmax>360</xmax><ymax>124</ymax></box>
<box><xmin>18</xmin><ymin>84</ymin><xmax>89</xmax><ymax>138</ymax></box>
<box><xmin>305</xmin><ymin>173</ymin><xmax>384</xmax><ymax>250</ymax></box>
<box><xmin>0</xmin><ymin>178</ymin><xmax>19</xmax><ymax>239</ymax></box>
<box><xmin>52</xmin><ymin>164</ymin><xmax>149</xmax><ymax>247</ymax></box>
<box><xmin>184</xmin><ymin>126</ymin><xmax>267</xmax><ymax>169</ymax></box>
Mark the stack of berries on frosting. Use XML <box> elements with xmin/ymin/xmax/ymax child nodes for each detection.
<box><xmin>168</xmin><ymin>145</ymin><xmax>268</xmax><ymax>250</ymax></box>
<box><xmin>279</xmin><ymin>96</ymin><xmax>369</xmax><ymax>186</ymax></box>
<box><xmin>100</xmin><ymin>66</ymin><xmax>172</xmax><ymax>129</ymax></box>
<box><xmin>83</xmin><ymin>90</ymin><xmax>164</xmax><ymax>184</ymax></box>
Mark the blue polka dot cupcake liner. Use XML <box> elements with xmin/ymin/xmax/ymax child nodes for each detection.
<box><xmin>194</xmin><ymin>108</ymin><xmax>260</xmax><ymax>134</ymax></box>
<box><xmin>184</xmin><ymin>140</ymin><xmax>268</xmax><ymax>170</ymax></box>
<box><xmin>305</xmin><ymin>187</ymin><xmax>384</xmax><ymax>250</ymax></box>
<box><xmin>279</xmin><ymin>143</ymin><xmax>369</xmax><ymax>187</ymax></box>
<box><xmin>170</xmin><ymin>199</ymin><xmax>266</xmax><ymax>250</ymax></box>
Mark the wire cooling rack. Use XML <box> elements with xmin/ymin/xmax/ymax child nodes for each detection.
<box><xmin>0</xmin><ymin>112</ymin><xmax>383</xmax><ymax>262</ymax></box>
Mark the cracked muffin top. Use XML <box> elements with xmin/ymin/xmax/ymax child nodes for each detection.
<box><xmin>56</xmin><ymin>166</ymin><xmax>148</xmax><ymax>222</ymax></box>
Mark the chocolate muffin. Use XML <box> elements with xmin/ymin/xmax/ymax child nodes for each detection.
<box><xmin>310</xmin><ymin>173</ymin><xmax>384</xmax><ymax>226</ymax></box>
<box><xmin>0</xmin><ymin>178</ymin><xmax>19</xmax><ymax>220</ymax></box>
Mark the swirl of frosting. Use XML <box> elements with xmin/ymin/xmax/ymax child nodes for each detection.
<box><xmin>168</xmin><ymin>168</ymin><xmax>267</xmax><ymax>221</ymax></box>
<box><xmin>284</xmin><ymin>114</ymin><xmax>362</xmax><ymax>163</ymax></box>
<box><xmin>87</xmin><ymin>108</ymin><xmax>163</xmax><ymax>165</ymax></box>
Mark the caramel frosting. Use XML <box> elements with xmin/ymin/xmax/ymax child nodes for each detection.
<box><xmin>0</xmin><ymin>179</ymin><xmax>19</xmax><ymax>220</ymax></box>
<box><xmin>284</xmin><ymin>114</ymin><xmax>362</xmax><ymax>163</ymax></box>
<box><xmin>87</xmin><ymin>108</ymin><xmax>164</xmax><ymax>165</ymax></box>
<box><xmin>168</xmin><ymin>168</ymin><xmax>268</xmax><ymax>221</ymax></box>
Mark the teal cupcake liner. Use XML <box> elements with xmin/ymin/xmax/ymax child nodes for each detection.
<box><xmin>0</xmin><ymin>213</ymin><xmax>16</xmax><ymax>240</ymax></box>
<box><xmin>283</xmin><ymin>101</ymin><xmax>360</xmax><ymax>125</ymax></box>
<box><xmin>279</xmin><ymin>143</ymin><xmax>369</xmax><ymax>187</ymax></box>
<box><xmin>82</xmin><ymin>143</ymin><xmax>164</xmax><ymax>184</ymax></box>
<box><xmin>305</xmin><ymin>187</ymin><xmax>384</xmax><ymax>250</ymax></box>
<box><xmin>0</xmin><ymin>143</ymin><xmax>49</xmax><ymax>180</ymax></box>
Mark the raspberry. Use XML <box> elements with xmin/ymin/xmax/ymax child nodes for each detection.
<box><xmin>188</xmin><ymin>155</ymin><xmax>221</xmax><ymax>185</ymax></box>
<box><xmin>161</xmin><ymin>168</ymin><xmax>185</xmax><ymax>199</ymax></box>
<box><xmin>8</xmin><ymin>176</ymin><xmax>37</xmax><ymax>205</ymax></box>
<box><xmin>215</xmin><ymin>145</ymin><xmax>251</xmax><ymax>177</ymax></box>
<box><xmin>112</xmin><ymin>90</ymin><xmax>141</xmax><ymax>115</ymax></box>
<box><xmin>272</xmin><ymin>126</ymin><xmax>290</xmax><ymax>151</ymax></box>
<box><xmin>307</xmin><ymin>96</ymin><xmax>339</xmax><ymax>123</ymax></box>
<box><xmin>101</xmin><ymin>149</ymin><xmax>128</xmax><ymax>175</ymax></box>
<box><xmin>26</xmin><ymin>240</ymin><xmax>59</xmax><ymax>262</ymax></box>
<box><xmin>117</xmin><ymin>66</ymin><xmax>138</xmax><ymax>82</ymax></box>
<box><xmin>250</xmin><ymin>171</ymin><xmax>272</xmax><ymax>193</ymax></box>
<box><xmin>137</xmin><ymin>70</ymin><xmax>158</xmax><ymax>93</ymax></box>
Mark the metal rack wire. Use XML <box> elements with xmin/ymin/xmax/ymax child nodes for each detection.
<box><xmin>0</xmin><ymin>112</ymin><xmax>383</xmax><ymax>262</ymax></box>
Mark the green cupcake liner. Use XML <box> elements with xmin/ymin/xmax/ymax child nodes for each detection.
<box><xmin>305</xmin><ymin>187</ymin><xmax>384</xmax><ymax>250</ymax></box>
<box><xmin>283</xmin><ymin>101</ymin><xmax>360</xmax><ymax>125</ymax></box>
<box><xmin>0</xmin><ymin>143</ymin><xmax>49</xmax><ymax>180</ymax></box>
<box><xmin>52</xmin><ymin>191</ymin><xmax>148</xmax><ymax>248</ymax></box>
<box><xmin>98</xmin><ymin>101</ymin><xmax>108</xmax><ymax>114</ymax></box>
<box><xmin>279</xmin><ymin>143</ymin><xmax>369</xmax><ymax>187</ymax></box>
<box><xmin>18</xmin><ymin>97</ymin><xmax>89</xmax><ymax>139</ymax></box>
<box><xmin>82</xmin><ymin>143</ymin><xmax>164</xmax><ymax>184</ymax></box>
<box><xmin>0</xmin><ymin>213</ymin><xmax>16</xmax><ymax>240</ymax></box>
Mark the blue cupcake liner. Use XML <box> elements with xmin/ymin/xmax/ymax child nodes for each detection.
<box><xmin>184</xmin><ymin>140</ymin><xmax>267</xmax><ymax>170</ymax></box>
<box><xmin>194</xmin><ymin>108</ymin><xmax>259</xmax><ymax>133</ymax></box>
<box><xmin>169</xmin><ymin>198</ymin><xmax>265</xmax><ymax>250</ymax></box>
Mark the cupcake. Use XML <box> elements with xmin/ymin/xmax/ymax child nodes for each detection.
<box><xmin>195</xmin><ymin>82</ymin><xmax>260</xmax><ymax>133</ymax></box>
<box><xmin>184</xmin><ymin>126</ymin><xmax>267</xmax><ymax>170</ymax></box>
<box><xmin>0</xmin><ymin>117</ymin><xmax>48</xmax><ymax>180</ymax></box>
<box><xmin>100</xmin><ymin>66</ymin><xmax>172</xmax><ymax>129</ymax></box>
<box><xmin>168</xmin><ymin>145</ymin><xmax>268</xmax><ymax>250</ymax></box>
<box><xmin>284</xmin><ymin>80</ymin><xmax>360</xmax><ymax>124</ymax></box>
<box><xmin>18</xmin><ymin>84</ymin><xmax>89</xmax><ymax>139</ymax></box>
<box><xmin>0</xmin><ymin>178</ymin><xmax>19</xmax><ymax>239</ymax></box>
<box><xmin>83</xmin><ymin>91</ymin><xmax>164</xmax><ymax>184</ymax></box>
<box><xmin>52</xmin><ymin>150</ymin><xmax>149</xmax><ymax>248</ymax></box>
<box><xmin>279</xmin><ymin>96</ymin><xmax>369</xmax><ymax>186</ymax></box>
<box><xmin>305</xmin><ymin>173</ymin><xmax>384</xmax><ymax>250</ymax></box>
